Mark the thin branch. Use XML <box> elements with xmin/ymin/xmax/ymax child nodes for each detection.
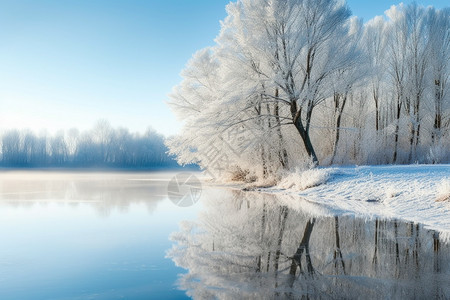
<box><xmin>261</xmin><ymin>93</ymin><xmax>292</xmax><ymax>105</ymax></box>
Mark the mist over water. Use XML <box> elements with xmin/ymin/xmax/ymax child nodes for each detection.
<box><xmin>0</xmin><ymin>171</ymin><xmax>196</xmax><ymax>300</ymax></box>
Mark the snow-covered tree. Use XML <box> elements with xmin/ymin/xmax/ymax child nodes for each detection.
<box><xmin>428</xmin><ymin>8</ymin><xmax>450</xmax><ymax>162</ymax></box>
<box><xmin>168</xmin><ymin>0</ymin><xmax>364</xmax><ymax>178</ymax></box>
<box><xmin>0</xmin><ymin>123</ymin><xmax>174</xmax><ymax>168</ymax></box>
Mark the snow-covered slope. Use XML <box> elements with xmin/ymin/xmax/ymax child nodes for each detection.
<box><xmin>263</xmin><ymin>165</ymin><xmax>450</xmax><ymax>237</ymax></box>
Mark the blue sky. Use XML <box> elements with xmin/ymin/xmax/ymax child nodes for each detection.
<box><xmin>0</xmin><ymin>0</ymin><xmax>448</xmax><ymax>136</ymax></box>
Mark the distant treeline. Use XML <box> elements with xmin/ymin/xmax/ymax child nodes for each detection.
<box><xmin>0</xmin><ymin>120</ymin><xmax>178</xmax><ymax>168</ymax></box>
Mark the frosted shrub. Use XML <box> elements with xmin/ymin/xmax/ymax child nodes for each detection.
<box><xmin>436</xmin><ymin>179</ymin><xmax>450</xmax><ymax>202</ymax></box>
<box><xmin>226</xmin><ymin>165</ymin><xmax>258</xmax><ymax>183</ymax></box>
<box><xmin>277</xmin><ymin>168</ymin><xmax>333</xmax><ymax>191</ymax></box>
<box><xmin>228</xmin><ymin>166</ymin><xmax>249</xmax><ymax>182</ymax></box>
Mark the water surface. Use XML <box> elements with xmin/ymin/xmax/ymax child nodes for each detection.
<box><xmin>168</xmin><ymin>189</ymin><xmax>450</xmax><ymax>299</ymax></box>
<box><xmin>0</xmin><ymin>172</ymin><xmax>448</xmax><ymax>299</ymax></box>
<box><xmin>0</xmin><ymin>171</ymin><xmax>196</xmax><ymax>300</ymax></box>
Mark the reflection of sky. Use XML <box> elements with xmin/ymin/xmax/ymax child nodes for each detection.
<box><xmin>0</xmin><ymin>173</ymin><xmax>201</xmax><ymax>299</ymax></box>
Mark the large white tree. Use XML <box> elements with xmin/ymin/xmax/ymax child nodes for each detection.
<box><xmin>168</xmin><ymin>0</ymin><xmax>363</xmax><ymax>178</ymax></box>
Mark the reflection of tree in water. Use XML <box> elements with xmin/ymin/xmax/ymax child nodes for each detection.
<box><xmin>0</xmin><ymin>172</ymin><xmax>168</xmax><ymax>216</ymax></box>
<box><xmin>168</xmin><ymin>190</ymin><xmax>450</xmax><ymax>299</ymax></box>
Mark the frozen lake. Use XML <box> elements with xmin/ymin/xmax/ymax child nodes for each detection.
<box><xmin>0</xmin><ymin>171</ymin><xmax>448</xmax><ymax>299</ymax></box>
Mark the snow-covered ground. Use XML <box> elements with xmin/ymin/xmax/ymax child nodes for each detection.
<box><xmin>259</xmin><ymin>164</ymin><xmax>450</xmax><ymax>239</ymax></box>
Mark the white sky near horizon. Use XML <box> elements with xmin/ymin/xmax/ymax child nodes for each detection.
<box><xmin>0</xmin><ymin>0</ymin><xmax>448</xmax><ymax>137</ymax></box>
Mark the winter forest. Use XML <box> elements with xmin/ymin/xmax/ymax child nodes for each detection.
<box><xmin>0</xmin><ymin>120</ymin><xmax>175</xmax><ymax>168</ymax></box>
<box><xmin>167</xmin><ymin>0</ymin><xmax>450</xmax><ymax>180</ymax></box>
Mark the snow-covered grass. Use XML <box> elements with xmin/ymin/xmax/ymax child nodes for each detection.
<box><xmin>261</xmin><ymin>164</ymin><xmax>450</xmax><ymax>239</ymax></box>
<box><xmin>277</xmin><ymin>168</ymin><xmax>334</xmax><ymax>191</ymax></box>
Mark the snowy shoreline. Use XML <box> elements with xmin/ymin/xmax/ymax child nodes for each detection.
<box><xmin>224</xmin><ymin>164</ymin><xmax>450</xmax><ymax>240</ymax></box>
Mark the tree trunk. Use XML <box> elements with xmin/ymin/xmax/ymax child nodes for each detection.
<box><xmin>291</xmin><ymin>101</ymin><xmax>319</xmax><ymax>165</ymax></box>
<box><xmin>274</xmin><ymin>89</ymin><xmax>289</xmax><ymax>169</ymax></box>
<box><xmin>393</xmin><ymin>97</ymin><xmax>402</xmax><ymax>163</ymax></box>
<box><xmin>331</xmin><ymin>113</ymin><xmax>343</xmax><ymax>164</ymax></box>
<box><xmin>261</xmin><ymin>145</ymin><xmax>268</xmax><ymax>178</ymax></box>
<box><xmin>256</xmin><ymin>102</ymin><xmax>268</xmax><ymax>177</ymax></box>
<box><xmin>408</xmin><ymin>122</ymin><xmax>416</xmax><ymax>163</ymax></box>
<box><xmin>331</xmin><ymin>92</ymin><xmax>348</xmax><ymax>165</ymax></box>
<box><xmin>432</xmin><ymin>79</ymin><xmax>442</xmax><ymax>144</ymax></box>
<box><xmin>373</xmin><ymin>88</ymin><xmax>380</xmax><ymax>131</ymax></box>
<box><xmin>433</xmin><ymin>108</ymin><xmax>442</xmax><ymax>144</ymax></box>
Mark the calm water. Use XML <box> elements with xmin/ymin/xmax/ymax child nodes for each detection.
<box><xmin>0</xmin><ymin>171</ymin><xmax>197</xmax><ymax>300</ymax></box>
<box><xmin>0</xmin><ymin>172</ymin><xmax>449</xmax><ymax>299</ymax></box>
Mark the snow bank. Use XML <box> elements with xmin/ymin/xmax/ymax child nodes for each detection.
<box><xmin>262</xmin><ymin>164</ymin><xmax>450</xmax><ymax>238</ymax></box>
